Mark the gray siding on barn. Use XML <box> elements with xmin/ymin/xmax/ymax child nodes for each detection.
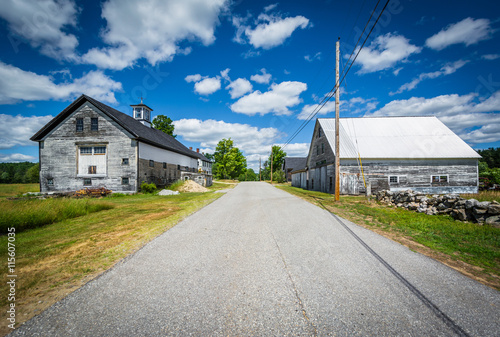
<box><xmin>340</xmin><ymin>158</ymin><xmax>479</xmax><ymax>194</ymax></box>
<box><xmin>39</xmin><ymin>102</ymin><xmax>138</xmax><ymax>192</ymax></box>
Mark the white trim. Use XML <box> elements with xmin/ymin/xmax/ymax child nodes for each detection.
<box><xmin>431</xmin><ymin>174</ymin><xmax>449</xmax><ymax>183</ymax></box>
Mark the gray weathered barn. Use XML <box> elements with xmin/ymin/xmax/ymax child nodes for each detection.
<box><xmin>282</xmin><ymin>157</ymin><xmax>306</xmax><ymax>182</ymax></box>
<box><xmin>291</xmin><ymin>117</ymin><xmax>481</xmax><ymax>194</ymax></box>
<box><xmin>31</xmin><ymin>94</ymin><xmax>212</xmax><ymax>193</ymax></box>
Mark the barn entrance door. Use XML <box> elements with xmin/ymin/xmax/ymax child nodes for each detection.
<box><xmin>340</xmin><ymin>174</ymin><xmax>359</xmax><ymax>195</ymax></box>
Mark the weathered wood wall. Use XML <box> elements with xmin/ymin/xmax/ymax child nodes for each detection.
<box><xmin>39</xmin><ymin>102</ymin><xmax>137</xmax><ymax>192</ymax></box>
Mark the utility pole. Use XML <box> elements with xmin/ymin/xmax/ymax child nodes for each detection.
<box><xmin>259</xmin><ymin>157</ymin><xmax>261</xmax><ymax>181</ymax></box>
<box><xmin>270</xmin><ymin>147</ymin><xmax>273</xmax><ymax>183</ymax></box>
<box><xmin>335</xmin><ymin>38</ymin><xmax>340</xmax><ymax>201</ymax></box>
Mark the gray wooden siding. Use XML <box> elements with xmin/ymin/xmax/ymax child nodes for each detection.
<box><xmin>39</xmin><ymin>102</ymin><xmax>138</xmax><ymax>192</ymax></box>
<box><xmin>339</xmin><ymin>158</ymin><xmax>478</xmax><ymax>194</ymax></box>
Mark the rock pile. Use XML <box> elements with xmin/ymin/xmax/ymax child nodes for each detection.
<box><xmin>376</xmin><ymin>190</ymin><xmax>500</xmax><ymax>226</ymax></box>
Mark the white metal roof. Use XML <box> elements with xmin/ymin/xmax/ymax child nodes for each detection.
<box><xmin>317</xmin><ymin>117</ymin><xmax>481</xmax><ymax>159</ymax></box>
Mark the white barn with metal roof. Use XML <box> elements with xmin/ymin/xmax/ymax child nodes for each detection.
<box><xmin>292</xmin><ymin>117</ymin><xmax>480</xmax><ymax>194</ymax></box>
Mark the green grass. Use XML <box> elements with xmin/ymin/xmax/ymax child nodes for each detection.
<box><xmin>0</xmin><ymin>190</ymin><xmax>223</xmax><ymax>334</ymax></box>
<box><xmin>277</xmin><ymin>185</ymin><xmax>500</xmax><ymax>289</ymax></box>
<box><xmin>0</xmin><ymin>183</ymin><xmax>39</xmax><ymax>198</ymax></box>
<box><xmin>0</xmin><ymin>198</ymin><xmax>114</xmax><ymax>234</ymax></box>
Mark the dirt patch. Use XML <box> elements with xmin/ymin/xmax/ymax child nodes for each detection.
<box><xmin>178</xmin><ymin>180</ymin><xmax>209</xmax><ymax>193</ymax></box>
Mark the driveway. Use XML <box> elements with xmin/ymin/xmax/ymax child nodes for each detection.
<box><xmin>11</xmin><ymin>182</ymin><xmax>499</xmax><ymax>336</ymax></box>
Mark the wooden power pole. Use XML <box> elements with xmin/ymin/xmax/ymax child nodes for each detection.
<box><xmin>270</xmin><ymin>147</ymin><xmax>273</xmax><ymax>183</ymax></box>
<box><xmin>335</xmin><ymin>38</ymin><xmax>340</xmax><ymax>201</ymax></box>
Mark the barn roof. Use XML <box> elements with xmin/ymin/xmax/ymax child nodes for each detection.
<box><xmin>31</xmin><ymin>94</ymin><xmax>199</xmax><ymax>159</ymax></box>
<box><xmin>283</xmin><ymin>157</ymin><xmax>307</xmax><ymax>172</ymax></box>
<box><xmin>317</xmin><ymin>117</ymin><xmax>481</xmax><ymax>159</ymax></box>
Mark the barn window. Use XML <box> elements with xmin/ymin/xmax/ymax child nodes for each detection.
<box><xmin>76</xmin><ymin>118</ymin><xmax>83</xmax><ymax>132</ymax></box>
<box><xmin>122</xmin><ymin>177</ymin><xmax>129</xmax><ymax>185</ymax></box>
<box><xmin>318</xmin><ymin>128</ymin><xmax>322</xmax><ymax>138</ymax></box>
<box><xmin>91</xmin><ymin>118</ymin><xmax>98</xmax><ymax>131</ymax></box>
<box><xmin>47</xmin><ymin>178</ymin><xmax>53</xmax><ymax>186</ymax></box>
<box><xmin>83</xmin><ymin>178</ymin><xmax>92</xmax><ymax>186</ymax></box>
<box><xmin>163</xmin><ymin>162</ymin><xmax>167</xmax><ymax>169</ymax></box>
<box><xmin>432</xmin><ymin>175</ymin><xmax>448</xmax><ymax>183</ymax></box>
<box><xmin>122</xmin><ymin>158</ymin><xmax>129</xmax><ymax>165</ymax></box>
<box><xmin>177</xmin><ymin>165</ymin><xmax>180</xmax><ymax>170</ymax></box>
<box><xmin>149</xmin><ymin>160</ymin><xmax>154</xmax><ymax>167</ymax></box>
<box><xmin>94</xmin><ymin>146</ymin><xmax>106</xmax><ymax>154</ymax></box>
<box><xmin>321</xmin><ymin>143</ymin><xmax>325</xmax><ymax>154</ymax></box>
<box><xmin>88</xmin><ymin>166</ymin><xmax>97</xmax><ymax>174</ymax></box>
<box><xmin>80</xmin><ymin>147</ymin><xmax>92</xmax><ymax>155</ymax></box>
<box><xmin>316</xmin><ymin>145</ymin><xmax>320</xmax><ymax>155</ymax></box>
<box><xmin>389</xmin><ymin>176</ymin><xmax>398</xmax><ymax>184</ymax></box>
<box><xmin>329</xmin><ymin>177</ymin><xmax>333</xmax><ymax>191</ymax></box>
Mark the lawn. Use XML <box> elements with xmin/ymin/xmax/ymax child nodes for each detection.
<box><xmin>276</xmin><ymin>185</ymin><xmax>500</xmax><ymax>291</ymax></box>
<box><xmin>0</xmin><ymin>182</ymin><xmax>233</xmax><ymax>335</ymax></box>
<box><xmin>0</xmin><ymin>183</ymin><xmax>39</xmax><ymax>199</ymax></box>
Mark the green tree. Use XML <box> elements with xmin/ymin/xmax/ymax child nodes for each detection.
<box><xmin>238</xmin><ymin>168</ymin><xmax>257</xmax><ymax>181</ymax></box>
<box><xmin>268</xmin><ymin>146</ymin><xmax>287</xmax><ymax>173</ymax></box>
<box><xmin>25</xmin><ymin>163</ymin><xmax>40</xmax><ymax>183</ymax></box>
<box><xmin>214</xmin><ymin>138</ymin><xmax>247</xmax><ymax>179</ymax></box>
<box><xmin>152</xmin><ymin>115</ymin><xmax>176</xmax><ymax>138</ymax></box>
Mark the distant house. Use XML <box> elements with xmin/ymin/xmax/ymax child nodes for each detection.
<box><xmin>31</xmin><ymin>94</ymin><xmax>212</xmax><ymax>193</ymax></box>
<box><xmin>291</xmin><ymin>117</ymin><xmax>481</xmax><ymax>194</ymax></box>
<box><xmin>282</xmin><ymin>157</ymin><xmax>306</xmax><ymax>182</ymax></box>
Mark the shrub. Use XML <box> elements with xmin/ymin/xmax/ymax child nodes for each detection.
<box><xmin>273</xmin><ymin>169</ymin><xmax>287</xmax><ymax>183</ymax></box>
<box><xmin>140</xmin><ymin>182</ymin><xmax>157</xmax><ymax>194</ymax></box>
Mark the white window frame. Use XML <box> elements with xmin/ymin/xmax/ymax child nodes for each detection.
<box><xmin>431</xmin><ymin>175</ymin><xmax>448</xmax><ymax>183</ymax></box>
<box><xmin>389</xmin><ymin>176</ymin><xmax>399</xmax><ymax>184</ymax></box>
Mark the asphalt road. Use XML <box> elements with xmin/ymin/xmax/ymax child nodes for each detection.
<box><xmin>11</xmin><ymin>182</ymin><xmax>500</xmax><ymax>336</ymax></box>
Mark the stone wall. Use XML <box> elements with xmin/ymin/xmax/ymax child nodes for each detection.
<box><xmin>376</xmin><ymin>190</ymin><xmax>500</xmax><ymax>227</ymax></box>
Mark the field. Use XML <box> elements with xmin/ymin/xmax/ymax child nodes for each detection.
<box><xmin>277</xmin><ymin>185</ymin><xmax>500</xmax><ymax>291</ymax></box>
<box><xmin>0</xmin><ymin>182</ymin><xmax>233</xmax><ymax>335</ymax></box>
<box><xmin>0</xmin><ymin>183</ymin><xmax>39</xmax><ymax>199</ymax></box>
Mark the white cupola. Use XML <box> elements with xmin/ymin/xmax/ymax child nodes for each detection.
<box><xmin>131</xmin><ymin>98</ymin><xmax>153</xmax><ymax>127</ymax></box>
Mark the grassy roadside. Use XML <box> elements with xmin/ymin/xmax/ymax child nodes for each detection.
<box><xmin>276</xmin><ymin>185</ymin><xmax>500</xmax><ymax>291</ymax></box>
<box><xmin>0</xmin><ymin>183</ymin><xmax>39</xmax><ymax>199</ymax></box>
<box><xmin>0</xmin><ymin>182</ymin><xmax>233</xmax><ymax>335</ymax></box>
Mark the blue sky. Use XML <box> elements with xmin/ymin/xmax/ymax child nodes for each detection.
<box><xmin>0</xmin><ymin>0</ymin><xmax>499</xmax><ymax>170</ymax></box>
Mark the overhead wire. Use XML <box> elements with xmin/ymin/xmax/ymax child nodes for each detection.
<box><xmin>279</xmin><ymin>0</ymin><xmax>391</xmax><ymax>152</ymax></box>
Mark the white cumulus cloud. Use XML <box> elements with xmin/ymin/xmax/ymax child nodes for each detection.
<box><xmin>0</xmin><ymin>114</ymin><xmax>53</xmax><ymax>149</ymax></box>
<box><xmin>81</xmin><ymin>0</ymin><xmax>229</xmax><ymax>70</ymax></box>
<box><xmin>251</xmin><ymin>69</ymin><xmax>272</xmax><ymax>84</ymax></box>
<box><xmin>354</xmin><ymin>33</ymin><xmax>421</xmax><ymax>74</ymax></box>
<box><xmin>231</xmin><ymin>81</ymin><xmax>307</xmax><ymax>116</ymax></box>
<box><xmin>0</xmin><ymin>153</ymin><xmax>37</xmax><ymax>163</ymax></box>
<box><xmin>0</xmin><ymin>62</ymin><xmax>122</xmax><ymax>104</ymax></box>
<box><xmin>0</xmin><ymin>0</ymin><xmax>79</xmax><ymax>61</ymax></box>
<box><xmin>233</xmin><ymin>10</ymin><xmax>310</xmax><ymax>50</ymax></box>
<box><xmin>185</xmin><ymin>73</ymin><xmax>222</xmax><ymax>96</ymax></box>
<box><xmin>226</xmin><ymin>78</ymin><xmax>253</xmax><ymax>99</ymax></box>
<box><xmin>425</xmin><ymin>17</ymin><xmax>493</xmax><ymax>50</ymax></box>
<box><xmin>390</xmin><ymin>60</ymin><xmax>469</xmax><ymax>95</ymax></box>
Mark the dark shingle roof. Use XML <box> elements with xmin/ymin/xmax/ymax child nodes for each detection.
<box><xmin>31</xmin><ymin>94</ymin><xmax>199</xmax><ymax>159</ymax></box>
<box><xmin>283</xmin><ymin>157</ymin><xmax>307</xmax><ymax>172</ymax></box>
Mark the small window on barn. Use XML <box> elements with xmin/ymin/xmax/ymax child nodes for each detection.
<box><xmin>316</xmin><ymin>145</ymin><xmax>320</xmax><ymax>155</ymax></box>
<box><xmin>431</xmin><ymin>175</ymin><xmax>448</xmax><ymax>183</ymax></box>
<box><xmin>318</xmin><ymin>128</ymin><xmax>322</xmax><ymax>138</ymax></box>
<box><xmin>47</xmin><ymin>178</ymin><xmax>54</xmax><ymax>186</ymax></box>
<box><xmin>177</xmin><ymin>164</ymin><xmax>180</xmax><ymax>170</ymax></box>
<box><xmin>91</xmin><ymin>118</ymin><xmax>98</xmax><ymax>131</ymax></box>
<box><xmin>122</xmin><ymin>177</ymin><xmax>129</xmax><ymax>185</ymax></box>
<box><xmin>122</xmin><ymin>158</ymin><xmax>129</xmax><ymax>165</ymax></box>
<box><xmin>389</xmin><ymin>176</ymin><xmax>398</xmax><ymax>184</ymax></box>
<box><xmin>321</xmin><ymin>143</ymin><xmax>325</xmax><ymax>154</ymax></box>
<box><xmin>163</xmin><ymin>162</ymin><xmax>167</xmax><ymax>169</ymax></box>
<box><xmin>94</xmin><ymin>146</ymin><xmax>106</xmax><ymax>154</ymax></box>
<box><xmin>149</xmin><ymin>160</ymin><xmax>154</xmax><ymax>167</ymax></box>
<box><xmin>76</xmin><ymin>118</ymin><xmax>83</xmax><ymax>132</ymax></box>
<box><xmin>80</xmin><ymin>147</ymin><xmax>92</xmax><ymax>155</ymax></box>
<box><xmin>83</xmin><ymin>178</ymin><xmax>92</xmax><ymax>186</ymax></box>
<box><xmin>88</xmin><ymin>166</ymin><xmax>97</xmax><ymax>174</ymax></box>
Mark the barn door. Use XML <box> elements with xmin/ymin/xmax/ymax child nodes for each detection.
<box><xmin>340</xmin><ymin>174</ymin><xmax>359</xmax><ymax>195</ymax></box>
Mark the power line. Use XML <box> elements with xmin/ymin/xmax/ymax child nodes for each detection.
<box><xmin>279</xmin><ymin>0</ymin><xmax>391</xmax><ymax>152</ymax></box>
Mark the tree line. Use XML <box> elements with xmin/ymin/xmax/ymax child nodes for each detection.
<box><xmin>0</xmin><ymin>162</ymin><xmax>39</xmax><ymax>184</ymax></box>
<box><xmin>477</xmin><ymin>148</ymin><xmax>500</xmax><ymax>189</ymax></box>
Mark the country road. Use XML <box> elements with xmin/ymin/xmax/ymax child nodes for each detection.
<box><xmin>11</xmin><ymin>182</ymin><xmax>499</xmax><ymax>336</ymax></box>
